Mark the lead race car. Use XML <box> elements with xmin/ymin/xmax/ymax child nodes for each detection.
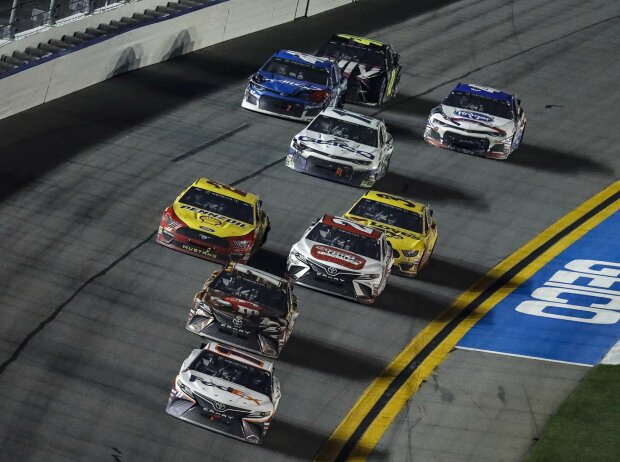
<box><xmin>424</xmin><ymin>83</ymin><xmax>526</xmax><ymax>159</ymax></box>
<box><xmin>166</xmin><ymin>341</ymin><xmax>281</xmax><ymax>444</ymax></box>
<box><xmin>317</xmin><ymin>34</ymin><xmax>401</xmax><ymax>106</ymax></box>
<box><xmin>186</xmin><ymin>262</ymin><xmax>298</xmax><ymax>359</ymax></box>
<box><xmin>344</xmin><ymin>191</ymin><xmax>438</xmax><ymax>277</ymax></box>
<box><xmin>156</xmin><ymin>178</ymin><xmax>270</xmax><ymax>263</ymax></box>
<box><xmin>241</xmin><ymin>50</ymin><xmax>346</xmax><ymax>122</ymax></box>
<box><xmin>286</xmin><ymin>107</ymin><xmax>393</xmax><ymax>187</ymax></box>
<box><xmin>286</xmin><ymin>215</ymin><xmax>393</xmax><ymax>304</ymax></box>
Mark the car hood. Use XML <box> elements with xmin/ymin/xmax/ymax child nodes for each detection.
<box><xmin>295</xmin><ymin>129</ymin><xmax>380</xmax><ymax>166</ymax></box>
<box><xmin>335</xmin><ymin>60</ymin><xmax>384</xmax><ymax>80</ymax></box>
<box><xmin>173</xmin><ymin>203</ymin><xmax>254</xmax><ymax>238</ymax></box>
<box><xmin>182</xmin><ymin>370</ymin><xmax>273</xmax><ymax>413</ymax></box>
<box><xmin>294</xmin><ymin>239</ymin><xmax>382</xmax><ymax>274</ymax></box>
<box><xmin>441</xmin><ymin>105</ymin><xmax>515</xmax><ymax>135</ymax></box>
<box><xmin>343</xmin><ymin>214</ymin><xmax>422</xmax><ymax>245</ymax></box>
<box><xmin>257</xmin><ymin>71</ymin><xmax>329</xmax><ymax>95</ymax></box>
<box><xmin>204</xmin><ymin>291</ymin><xmax>290</xmax><ymax>320</ymax></box>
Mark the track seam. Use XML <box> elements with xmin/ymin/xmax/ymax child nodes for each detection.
<box><xmin>0</xmin><ymin>157</ymin><xmax>284</xmax><ymax>376</ymax></box>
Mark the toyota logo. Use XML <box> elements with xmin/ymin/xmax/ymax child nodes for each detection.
<box><xmin>214</xmin><ymin>401</ymin><xmax>226</xmax><ymax>411</ymax></box>
<box><xmin>233</xmin><ymin>317</ymin><xmax>243</xmax><ymax>327</ymax></box>
<box><xmin>326</xmin><ymin>266</ymin><xmax>338</xmax><ymax>275</ymax></box>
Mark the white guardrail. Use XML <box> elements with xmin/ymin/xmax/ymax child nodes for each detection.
<box><xmin>0</xmin><ymin>0</ymin><xmax>355</xmax><ymax>121</ymax></box>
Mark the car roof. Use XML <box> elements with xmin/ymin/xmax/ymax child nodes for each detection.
<box><xmin>224</xmin><ymin>262</ymin><xmax>288</xmax><ymax>288</ymax></box>
<box><xmin>320</xmin><ymin>214</ymin><xmax>383</xmax><ymax>240</ymax></box>
<box><xmin>191</xmin><ymin>178</ymin><xmax>257</xmax><ymax>205</ymax></box>
<box><xmin>453</xmin><ymin>83</ymin><xmax>514</xmax><ymax>103</ymax></box>
<box><xmin>319</xmin><ymin>107</ymin><xmax>382</xmax><ymax>129</ymax></box>
<box><xmin>334</xmin><ymin>34</ymin><xmax>387</xmax><ymax>48</ymax></box>
<box><xmin>362</xmin><ymin>191</ymin><xmax>425</xmax><ymax>214</ymax></box>
<box><xmin>273</xmin><ymin>50</ymin><xmax>335</xmax><ymax>70</ymax></box>
<box><xmin>205</xmin><ymin>341</ymin><xmax>274</xmax><ymax>372</ymax></box>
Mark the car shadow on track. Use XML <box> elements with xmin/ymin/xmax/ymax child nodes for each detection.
<box><xmin>509</xmin><ymin>143</ymin><xmax>613</xmax><ymax>174</ymax></box>
<box><xmin>266</xmin><ymin>417</ymin><xmax>388</xmax><ymax>460</ymax></box>
<box><xmin>248</xmin><ymin>247</ymin><xmax>288</xmax><ymax>276</ymax></box>
<box><xmin>279</xmin><ymin>333</ymin><xmax>385</xmax><ymax>381</ymax></box>
<box><xmin>375</xmin><ymin>172</ymin><xmax>487</xmax><ymax>209</ymax></box>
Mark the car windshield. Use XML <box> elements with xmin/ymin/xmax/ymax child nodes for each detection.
<box><xmin>192</xmin><ymin>350</ymin><xmax>271</xmax><ymax>396</ymax></box>
<box><xmin>263</xmin><ymin>57</ymin><xmax>329</xmax><ymax>86</ymax></box>
<box><xmin>307</xmin><ymin>115</ymin><xmax>378</xmax><ymax>147</ymax></box>
<box><xmin>179</xmin><ymin>187</ymin><xmax>254</xmax><ymax>225</ymax></box>
<box><xmin>306</xmin><ymin>222</ymin><xmax>380</xmax><ymax>260</ymax></box>
<box><xmin>349</xmin><ymin>199</ymin><xmax>423</xmax><ymax>234</ymax></box>
<box><xmin>443</xmin><ymin>91</ymin><xmax>513</xmax><ymax>120</ymax></box>
<box><xmin>211</xmin><ymin>270</ymin><xmax>288</xmax><ymax>317</ymax></box>
<box><xmin>319</xmin><ymin>41</ymin><xmax>385</xmax><ymax>68</ymax></box>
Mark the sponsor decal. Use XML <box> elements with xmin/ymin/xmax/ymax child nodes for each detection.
<box><xmin>262</xmin><ymin>77</ymin><xmax>321</xmax><ymax>92</ymax></box>
<box><xmin>331</xmin><ymin>108</ymin><xmax>375</xmax><ymax>125</ymax></box>
<box><xmin>181</xmin><ymin>244</ymin><xmax>218</xmax><ymax>259</ymax></box>
<box><xmin>286</xmin><ymin>51</ymin><xmax>327</xmax><ymax>65</ymax></box>
<box><xmin>203</xmin><ymin>179</ymin><xmax>248</xmax><ymax>197</ymax></box>
<box><xmin>225</xmin><ymin>297</ymin><xmax>262</xmax><ymax>317</ymax></box>
<box><xmin>311</xmin><ymin>244</ymin><xmax>366</xmax><ymax>270</ymax></box>
<box><xmin>323</xmin><ymin>215</ymin><xmax>381</xmax><ymax>238</ymax></box>
<box><xmin>468</xmin><ymin>84</ymin><xmax>500</xmax><ymax>93</ymax></box>
<box><xmin>453</xmin><ymin>109</ymin><xmax>493</xmax><ymax>123</ymax></box>
<box><xmin>199</xmin><ymin>215</ymin><xmax>223</xmax><ymax>227</ymax></box>
<box><xmin>337</xmin><ymin>60</ymin><xmax>381</xmax><ymax>79</ymax></box>
<box><xmin>298</xmin><ymin>136</ymin><xmax>376</xmax><ymax>159</ymax></box>
<box><xmin>200</xmin><ymin>226</ymin><xmax>215</xmax><ymax>232</ymax></box>
<box><xmin>179</xmin><ymin>205</ymin><xmax>248</xmax><ymax>228</ymax></box>
<box><xmin>459</xmin><ymin>211</ymin><xmax>620</xmax><ymax>365</ymax></box>
<box><xmin>191</xmin><ymin>376</ymin><xmax>262</xmax><ymax>406</ymax></box>
<box><xmin>368</xmin><ymin>220</ymin><xmax>418</xmax><ymax>240</ymax></box>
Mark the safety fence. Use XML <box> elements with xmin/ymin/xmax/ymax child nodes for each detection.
<box><xmin>0</xmin><ymin>0</ymin><xmax>125</xmax><ymax>39</ymax></box>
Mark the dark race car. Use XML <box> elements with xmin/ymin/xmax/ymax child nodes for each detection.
<box><xmin>241</xmin><ymin>50</ymin><xmax>346</xmax><ymax>122</ymax></box>
<box><xmin>186</xmin><ymin>262</ymin><xmax>298</xmax><ymax>359</ymax></box>
<box><xmin>318</xmin><ymin>34</ymin><xmax>401</xmax><ymax>106</ymax></box>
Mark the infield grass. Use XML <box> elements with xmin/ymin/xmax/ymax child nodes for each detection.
<box><xmin>527</xmin><ymin>364</ymin><xmax>620</xmax><ymax>462</ymax></box>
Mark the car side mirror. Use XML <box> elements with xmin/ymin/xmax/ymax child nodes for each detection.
<box><xmin>394</xmin><ymin>54</ymin><xmax>400</xmax><ymax>65</ymax></box>
<box><xmin>429</xmin><ymin>209</ymin><xmax>434</xmax><ymax>216</ymax></box>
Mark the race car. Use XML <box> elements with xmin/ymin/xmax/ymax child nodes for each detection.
<box><xmin>424</xmin><ymin>83</ymin><xmax>526</xmax><ymax>159</ymax></box>
<box><xmin>156</xmin><ymin>178</ymin><xmax>270</xmax><ymax>263</ymax></box>
<box><xmin>343</xmin><ymin>191</ymin><xmax>438</xmax><ymax>277</ymax></box>
<box><xmin>286</xmin><ymin>108</ymin><xmax>393</xmax><ymax>188</ymax></box>
<box><xmin>317</xmin><ymin>34</ymin><xmax>401</xmax><ymax>106</ymax></box>
<box><xmin>166</xmin><ymin>341</ymin><xmax>281</xmax><ymax>444</ymax></box>
<box><xmin>241</xmin><ymin>50</ymin><xmax>347</xmax><ymax>122</ymax></box>
<box><xmin>286</xmin><ymin>215</ymin><xmax>393</xmax><ymax>304</ymax></box>
<box><xmin>186</xmin><ymin>262</ymin><xmax>298</xmax><ymax>358</ymax></box>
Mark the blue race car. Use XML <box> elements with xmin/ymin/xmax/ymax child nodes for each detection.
<box><xmin>242</xmin><ymin>50</ymin><xmax>347</xmax><ymax>122</ymax></box>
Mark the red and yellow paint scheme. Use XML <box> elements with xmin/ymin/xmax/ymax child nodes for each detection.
<box><xmin>157</xmin><ymin>178</ymin><xmax>270</xmax><ymax>264</ymax></box>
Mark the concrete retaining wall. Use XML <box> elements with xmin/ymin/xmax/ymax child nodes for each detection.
<box><xmin>0</xmin><ymin>0</ymin><xmax>355</xmax><ymax>121</ymax></box>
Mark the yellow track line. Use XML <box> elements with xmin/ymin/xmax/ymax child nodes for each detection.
<box><xmin>315</xmin><ymin>180</ymin><xmax>620</xmax><ymax>461</ymax></box>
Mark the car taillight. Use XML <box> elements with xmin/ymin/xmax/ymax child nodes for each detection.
<box><xmin>309</xmin><ymin>90</ymin><xmax>329</xmax><ymax>104</ymax></box>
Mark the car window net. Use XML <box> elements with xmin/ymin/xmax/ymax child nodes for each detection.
<box><xmin>307</xmin><ymin>222</ymin><xmax>380</xmax><ymax>260</ymax></box>
<box><xmin>212</xmin><ymin>271</ymin><xmax>288</xmax><ymax>316</ymax></box>
<box><xmin>179</xmin><ymin>187</ymin><xmax>254</xmax><ymax>225</ymax></box>
<box><xmin>193</xmin><ymin>351</ymin><xmax>271</xmax><ymax>396</ymax></box>
<box><xmin>263</xmin><ymin>57</ymin><xmax>329</xmax><ymax>86</ymax></box>
<box><xmin>307</xmin><ymin>115</ymin><xmax>378</xmax><ymax>147</ymax></box>
<box><xmin>349</xmin><ymin>199</ymin><xmax>423</xmax><ymax>234</ymax></box>
<box><xmin>443</xmin><ymin>91</ymin><xmax>513</xmax><ymax>120</ymax></box>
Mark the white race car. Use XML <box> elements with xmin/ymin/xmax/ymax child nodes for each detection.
<box><xmin>286</xmin><ymin>215</ymin><xmax>393</xmax><ymax>304</ymax></box>
<box><xmin>166</xmin><ymin>341</ymin><xmax>281</xmax><ymax>444</ymax></box>
<box><xmin>424</xmin><ymin>83</ymin><xmax>526</xmax><ymax>159</ymax></box>
<box><xmin>286</xmin><ymin>108</ymin><xmax>393</xmax><ymax>187</ymax></box>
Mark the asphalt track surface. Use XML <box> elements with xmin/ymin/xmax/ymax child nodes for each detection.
<box><xmin>0</xmin><ymin>0</ymin><xmax>619</xmax><ymax>461</ymax></box>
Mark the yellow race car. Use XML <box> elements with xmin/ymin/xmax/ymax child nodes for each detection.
<box><xmin>157</xmin><ymin>178</ymin><xmax>270</xmax><ymax>264</ymax></box>
<box><xmin>344</xmin><ymin>191</ymin><xmax>437</xmax><ymax>277</ymax></box>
